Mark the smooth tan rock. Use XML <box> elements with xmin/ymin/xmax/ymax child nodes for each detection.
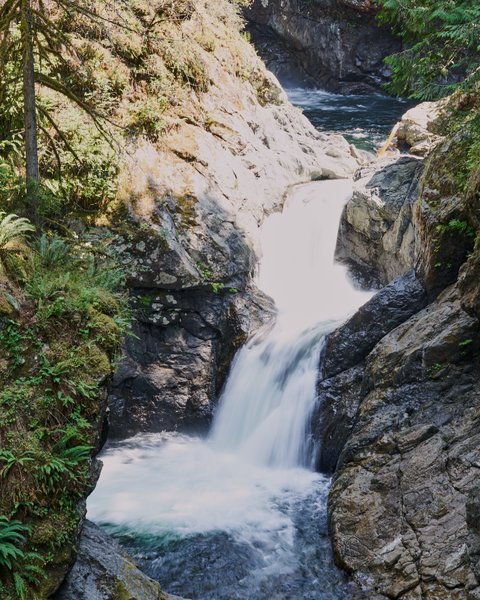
<box><xmin>396</xmin><ymin>100</ymin><xmax>445</xmax><ymax>157</ymax></box>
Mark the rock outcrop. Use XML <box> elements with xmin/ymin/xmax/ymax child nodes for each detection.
<box><xmin>336</xmin><ymin>100</ymin><xmax>476</xmax><ymax>299</ymax></box>
<box><xmin>467</xmin><ymin>483</ymin><xmax>480</xmax><ymax>600</ymax></box>
<box><xmin>99</xmin><ymin>15</ymin><xmax>360</xmax><ymax>437</ymax></box>
<box><xmin>245</xmin><ymin>0</ymin><xmax>401</xmax><ymax>94</ymax></box>
<box><xmin>320</xmin><ymin>268</ymin><xmax>427</xmax><ymax>381</ymax></box>
<box><xmin>52</xmin><ymin>520</ymin><xmax>188</xmax><ymax>600</ymax></box>
<box><xmin>396</xmin><ymin>102</ymin><xmax>445</xmax><ymax>156</ymax></box>
<box><xmin>317</xmin><ymin>280</ymin><xmax>480</xmax><ymax>599</ymax></box>
<box><xmin>335</xmin><ymin>155</ymin><xmax>424</xmax><ymax>285</ymax></box>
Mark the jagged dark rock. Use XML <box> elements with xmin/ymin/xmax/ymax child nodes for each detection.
<box><xmin>320</xmin><ymin>268</ymin><xmax>427</xmax><ymax>380</ymax></box>
<box><xmin>108</xmin><ymin>284</ymin><xmax>276</xmax><ymax>437</ymax></box>
<box><xmin>245</xmin><ymin>0</ymin><xmax>401</xmax><ymax>94</ymax></box>
<box><xmin>316</xmin><ymin>281</ymin><xmax>480</xmax><ymax>599</ymax></box>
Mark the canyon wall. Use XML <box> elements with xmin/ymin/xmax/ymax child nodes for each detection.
<box><xmin>316</xmin><ymin>101</ymin><xmax>480</xmax><ymax>600</ymax></box>
<box><xmin>244</xmin><ymin>0</ymin><xmax>401</xmax><ymax>94</ymax></box>
<box><xmin>98</xmin><ymin>4</ymin><xmax>360</xmax><ymax>439</ymax></box>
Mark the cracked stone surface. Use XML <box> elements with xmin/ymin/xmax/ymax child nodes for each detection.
<box><xmin>318</xmin><ymin>283</ymin><xmax>480</xmax><ymax>598</ymax></box>
<box><xmin>335</xmin><ymin>155</ymin><xmax>424</xmax><ymax>286</ymax></box>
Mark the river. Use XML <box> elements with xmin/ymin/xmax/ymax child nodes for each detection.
<box><xmin>87</xmin><ymin>92</ymin><xmax>412</xmax><ymax>599</ymax></box>
<box><xmin>287</xmin><ymin>88</ymin><xmax>417</xmax><ymax>153</ymax></box>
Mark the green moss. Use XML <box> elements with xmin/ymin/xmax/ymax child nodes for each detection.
<box><xmin>174</xmin><ymin>194</ymin><xmax>198</xmax><ymax>232</ymax></box>
<box><xmin>0</xmin><ymin>292</ymin><xmax>14</xmax><ymax>316</ymax></box>
<box><xmin>0</xmin><ymin>237</ymin><xmax>131</xmax><ymax>598</ymax></box>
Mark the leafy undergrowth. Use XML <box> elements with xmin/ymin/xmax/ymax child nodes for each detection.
<box><xmin>0</xmin><ymin>226</ymin><xmax>131</xmax><ymax>599</ymax></box>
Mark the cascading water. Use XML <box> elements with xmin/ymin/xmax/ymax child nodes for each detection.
<box><xmin>88</xmin><ymin>179</ymin><xmax>373</xmax><ymax>599</ymax></box>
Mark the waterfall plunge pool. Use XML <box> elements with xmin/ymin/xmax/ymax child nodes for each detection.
<box><xmin>88</xmin><ymin>180</ymin><xmax>374</xmax><ymax>599</ymax></box>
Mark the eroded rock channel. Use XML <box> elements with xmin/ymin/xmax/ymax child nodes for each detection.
<box><xmin>57</xmin><ymin>55</ymin><xmax>480</xmax><ymax>600</ymax></box>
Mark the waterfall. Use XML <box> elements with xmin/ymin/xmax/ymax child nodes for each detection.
<box><xmin>87</xmin><ymin>179</ymin><xmax>373</xmax><ymax>599</ymax></box>
<box><xmin>210</xmin><ymin>179</ymin><xmax>369</xmax><ymax>468</ymax></box>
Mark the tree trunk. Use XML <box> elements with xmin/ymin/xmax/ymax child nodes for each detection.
<box><xmin>21</xmin><ymin>0</ymin><xmax>40</xmax><ymax>227</ymax></box>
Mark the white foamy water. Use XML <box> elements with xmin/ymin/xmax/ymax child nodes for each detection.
<box><xmin>88</xmin><ymin>179</ymin><xmax>373</xmax><ymax>596</ymax></box>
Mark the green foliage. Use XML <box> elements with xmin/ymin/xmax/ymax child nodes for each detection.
<box><xmin>0</xmin><ymin>517</ymin><xmax>28</xmax><ymax>570</ymax></box>
<box><xmin>436</xmin><ymin>218</ymin><xmax>475</xmax><ymax>237</ymax></box>
<box><xmin>379</xmin><ymin>0</ymin><xmax>480</xmax><ymax>100</ymax></box>
<box><xmin>0</xmin><ymin>517</ymin><xmax>44</xmax><ymax>600</ymax></box>
<box><xmin>128</xmin><ymin>97</ymin><xmax>168</xmax><ymax>140</ymax></box>
<box><xmin>210</xmin><ymin>282</ymin><xmax>225</xmax><ymax>294</ymax></box>
<box><xmin>0</xmin><ymin>225</ymin><xmax>132</xmax><ymax>598</ymax></box>
<box><xmin>0</xmin><ymin>211</ymin><xmax>35</xmax><ymax>278</ymax></box>
<box><xmin>32</xmin><ymin>234</ymin><xmax>74</xmax><ymax>269</ymax></box>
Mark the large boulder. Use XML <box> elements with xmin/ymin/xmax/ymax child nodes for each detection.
<box><xmin>396</xmin><ymin>101</ymin><xmax>445</xmax><ymax>156</ymax></box>
<box><xmin>320</xmin><ymin>268</ymin><xmax>427</xmax><ymax>380</ymax></box>
<box><xmin>52</xmin><ymin>520</ymin><xmax>188</xmax><ymax>600</ymax></box>
<box><xmin>335</xmin><ymin>156</ymin><xmax>424</xmax><ymax>285</ymax></box>
<box><xmin>319</xmin><ymin>282</ymin><xmax>480</xmax><ymax>599</ymax></box>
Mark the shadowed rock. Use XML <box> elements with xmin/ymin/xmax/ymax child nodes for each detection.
<box><xmin>320</xmin><ymin>268</ymin><xmax>427</xmax><ymax>380</ymax></box>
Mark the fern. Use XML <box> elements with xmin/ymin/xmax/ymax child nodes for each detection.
<box><xmin>0</xmin><ymin>517</ymin><xmax>28</xmax><ymax>570</ymax></box>
<box><xmin>0</xmin><ymin>212</ymin><xmax>35</xmax><ymax>278</ymax></box>
<box><xmin>32</xmin><ymin>234</ymin><xmax>75</xmax><ymax>269</ymax></box>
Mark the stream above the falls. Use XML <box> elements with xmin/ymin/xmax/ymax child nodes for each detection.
<box><xmin>287</xmin><ymin>88</ymin><xmax>418</xmax><ymax>153</ymax></box>
<box><xmin>88</xmin><ymin>180</ymin><xmax>374</xmax><ymax>599</ymax></box>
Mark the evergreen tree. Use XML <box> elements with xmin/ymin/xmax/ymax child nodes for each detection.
<box><xmin>0</xmin><ymin>0</ymin><xmax>126</xmax><ymax>223</ymax></box>
<box><xmin>380</xmin><ymin>0</ymin><xmax>480</xmax><ymax>99</ymax></box>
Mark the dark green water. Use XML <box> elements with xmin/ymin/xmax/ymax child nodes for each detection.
<box><xmin>287</xmin><ymin>89</ymin><xmax>418</xmax><ymax>153</ymax></box>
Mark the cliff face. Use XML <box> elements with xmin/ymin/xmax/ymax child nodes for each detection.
<box><xmin>316</xmin><ymin>97</ymin><xmax>480</xmax><ymax>600</ymax></box>
<box><xmin>244</xmin><ymin>0</ymin><xmax>401</xmax><ymax>94</ymax></box>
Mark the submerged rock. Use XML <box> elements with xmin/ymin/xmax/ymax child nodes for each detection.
<box><xmin>52</xmin><ymin>520</ymin><xmax>188</xmax><ymax>600</ymax></box>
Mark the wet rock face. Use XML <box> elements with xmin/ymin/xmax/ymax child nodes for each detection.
<box><xmin>245</xmin><ymin>0</ymin><xmax>401</xmax><ymax>94</ymax></box>
<box><xmin>316</xmin><ymin>282</ymin><xmax>480</xmax><ymax>598</ymax></box>
<box><xmin>314</xmin><ymin>268</ymin><xmax>427</xmax><ymax>474</ymax></box>
<box><xmin>109</xmin><ymin>285</ymin><xmax>275</xmax><ymax>437</ymax></box>
<box><xmin>320</xmin><ymin>268</ymin><xmax>427</xmax><ymax>380</ymax></box>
